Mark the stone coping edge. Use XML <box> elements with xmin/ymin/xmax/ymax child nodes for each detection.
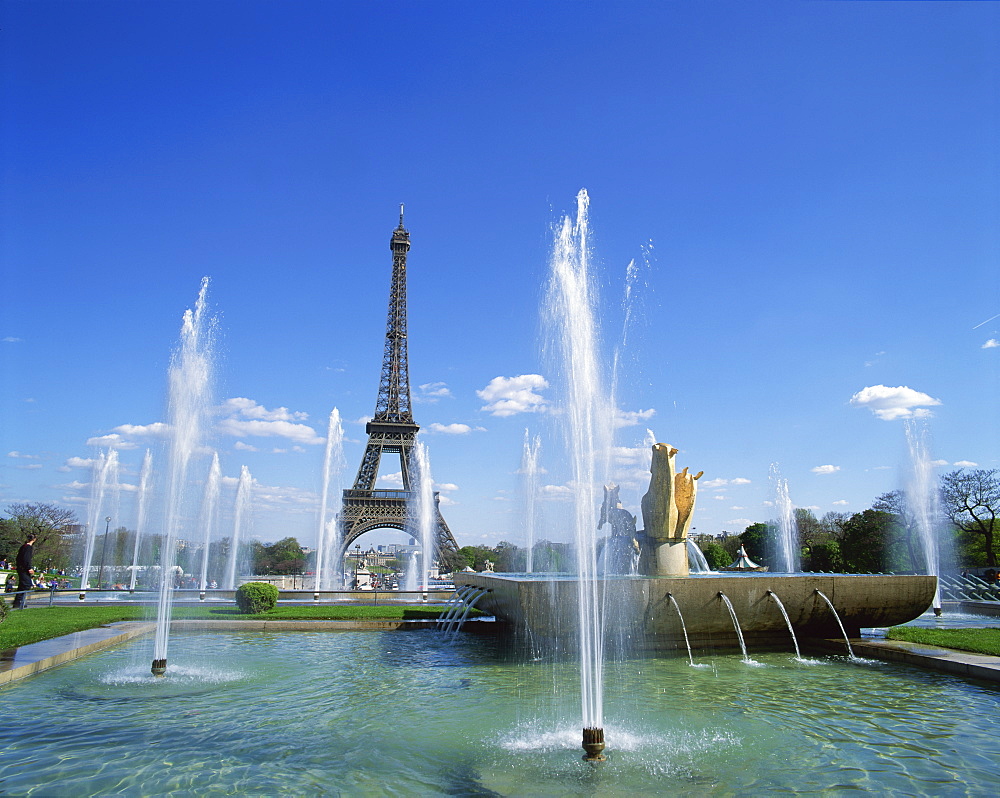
<box><xmin>0</xmin><ymin>618</ymin><xmax>499</xmax><ymax>686</ymax></box>
<box><xmin>0</xmin><ymin>621</ymin><xmax>156</xmax><ymax>687</ymax></box>
<box><xmin>807</xmin><ymin>637</ymin><xmax>1000</xmax><ymax>683</ymax></box>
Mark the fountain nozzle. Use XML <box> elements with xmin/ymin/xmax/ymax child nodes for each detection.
<box><xmin>151</xmin><ymin>658</ymin><xmax>167</xmax><ymax>677</ymax></box>
<box><xmin>582</xmin><ymin>727</ymin><xmax>606</xmax><ymax>761</ymax></box>
<box><xmin>933</xmin><ymin>606</ymin><xmax>942</xmax><ymax>617</ymax></box>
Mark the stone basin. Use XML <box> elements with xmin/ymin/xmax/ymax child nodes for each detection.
<box><xmin>455</xmin><ymin>572</ymin><xmax>937</xmax><ymax>651</ymax></box>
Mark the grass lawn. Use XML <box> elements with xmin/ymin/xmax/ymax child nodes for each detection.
<box><xmin>0</xmin><ymin>603</ymin><xmax>455</xmax><ymax>650</ymax></box>
<box><xmin>886</xmin><ymin>626</ymin><xmax>1000</xmax><ymax>657</ymax></box>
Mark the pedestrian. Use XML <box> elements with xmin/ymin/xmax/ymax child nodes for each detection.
<box><xmin>13</xmin><ymin>533</ymin><xmax>37</xmax><ymax>610</ymax></box>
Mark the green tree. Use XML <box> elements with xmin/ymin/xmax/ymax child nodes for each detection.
<box><xmin>940</xmin><ymin>469</ymin><xmax>1000</xmax><ymax>567</ymax></box>
<box><xmin>872</xmin><ymin>490</ymin><xmax>923</xmax><ymax>571</ymax></box>
<box><xmin>839</xmin><ymin>509</ymin><xmax>900</xmax><ymax>573</ymax></box>
<box><xmin>740</xmin><ymin>522</ymin><xmax>773</xmax><ymax>565</ymax></box>
<box><xmin>804</xmin><ymin>540</ymin><xmax>843</xmax><ymax>572</ymax></box>
<box><xmin>253</xmin><ymin>537</ymin><xmax>306</xmax><ymax>575</ymax></box>
<box><xmin>2</xmin><ymin>503</ymin><xmax>79</xmax><ymax>571</ymax></box>
<box><xmin>700</xmin><ymin>542</ymin><xmax>730</xmax><ymax>570</ymax></box>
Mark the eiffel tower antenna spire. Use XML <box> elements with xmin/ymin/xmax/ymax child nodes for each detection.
<box><xmin>338</xmin><ymin>209</ymin><xmax>460</xmax><ymax>575</ymax></box>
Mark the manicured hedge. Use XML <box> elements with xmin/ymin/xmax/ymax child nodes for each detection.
<box><xmin>234</xmin><ymin>582</ymin><xmax>279</xmax><ymax>614</ymax></box>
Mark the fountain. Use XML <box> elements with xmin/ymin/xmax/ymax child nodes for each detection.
<box><xmin>128</xmin><ymin>449</ymin><xmax>153</xmax><ymax>592</ymax></box>
<box><xmin>905</xmin><ymin>420</ymin><xmax>942</xmax><ymax>613</ymax></box>
<box><xmin>314</xmin><ymin>408</ymin><xmax>345</xmax><ymax>594</ymax></box>
<box><xmin>409</xmin><ymin>440</ymin><xmax>435</xmax><ymax>594</ymax></box>
<box><xmin>543</xmin><ymin>188</ymin><xmax>612</xmax><ymax>759</ymax></box>
<box><xmin>152</xmin><ymin>277</ymin><xmax>215</xmax><ymax>676</ymax></box>
<box><xmin>196</xmin><ymin>452</ymin><xmax>221</xmax><ymax>597</ymax></box>
<box><xmin>80</xmin><ymin>448</ymin><xmax>120</xmax><ymax>597</ymax></box>
<box><xmin>456</xmin><ymin>191</ymin><xmax>936</xmax><ymax>759</ymax></box>
<box><xmin>520</xmin><ymin>430</ymin><xmax>542</xmax><ymax>574</ymax></box>
<box><xmin>771</xmin><ymin>464</ymin><xmax>799</xmax><ymax>573</ymax></box>
<box><xmin>222</xmin><ymin>465</ymin><xmax>253</xmax><ymax>592</ymax></box>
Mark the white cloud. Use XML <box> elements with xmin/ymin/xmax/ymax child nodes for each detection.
<box><xmin>435</xmin><ymin>483</ymin><xmax>459</xmax><ymax>492</ymax></box>
<box><xmin>811</xmin><ymin>465</ymin><xmax>840</xmax><ymax>475</ymax></box>
<box><xmin>428</xmin><ymin>422</ymin><xmax>472</xmax><ymax>435</ymax></box>
<box><xmin>930</xmin><ymin>459</ymin><xmax>949</xmax><ymax>467</ymax></box>
<box><xmin>417</xmin><ymin>382</ymin><xmax>452</xmax><ymax>402</ymax></box>
<box><xmin>983</xmin><ymin>339</ymin><xmax>999</xmax><ymax>349</ymax></box>
<box><xmin>614</xmin><ymin>408</ymin><xmax>656</xmax><ymax>428</ymax></box>
<box><xmin>832</xmin><ymin>500</ymin><xmax>849</xmax><ymax>506</ymax></box>
<box><xmin>437</xmin><ymin>495</ymin><xmax>457</xmax><ymax>506</ymax></box>
<box><xmin>730</xmin><ymin>506</ymin><xmax>745</xmax><ymax>510</ymax></box>
<box><xmin>17</xmin><ymin>464</ymin><xmax>42</xmax><ymax>470</ymax></box>
<box><xmin>540</xmin><ymin>484</ymin><xmax>574</xmax><ymax>501</ymax></box>
<box><xmin>85</xmin><ymin>434</ymin><xmax>138</xmax><ymax>450</ymax></box>
<box><xmin>220</xmin><ymin>397</ymin><xmax>309</xmax><ymax>422</ymax></box>
<box><xmin>65</xmin><ymin>456</ymin><xmax>96</xmax><ymax>469</ymax></box>
<box><xmin>7</xmin><ymin>451</ymin><xmax>39</xmax><ymax>459</ymax></box>
<box><xmin>477</xmin><ymin>374</ymin><xmax>548</xmax><ymax>417</ymax></box>
<box><xmin>218</xmin><ymin>418</ymin><xmax>323</xmax><ymax>445</ymax></box>
<box><xmin>728</xmin><ymin>518</ymin><xmax>752</xmax><ymax>527</ymax></box>
<box><xmin>1</xmin><ymin>337</ymin><xmax>22</xmax><ymax>343</ymax></box>
<box><xmin>112</xmin><ymin>422</ymin><xmax>170</xmax><ymax>438</ymax></box>
<box><xmin>376</xmin><ymin>472</ymin><xmax>404</xmax><ymax>488</ymax></box>
<box><xmin>713</xmin><ymin>495</ymin><xmax>726</xmax><ymax>501</ymax></box>
<box><xmin>850</xmin><ymin>385</ymin><xmax>942</xmax><ymax>421</ymax></box>
<box><xmin>953</xmin><ymin>460</ymin><xmax>979</xmax><ymax>467</ymax></box>
<box><xmin>234</xmin><ymin>441</ymin><xmax>258</xmax><ymax>452</ymax></box>
<box><xmin>701</xmin><ymin>477</ymin><xmax>751</xmax><ymax>489</ymax></box>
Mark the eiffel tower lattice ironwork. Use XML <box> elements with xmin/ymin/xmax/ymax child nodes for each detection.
<box><xmin>339</xmin><ymin>207</ymin><xmax>460</xmax><ymax>566</ymax></box>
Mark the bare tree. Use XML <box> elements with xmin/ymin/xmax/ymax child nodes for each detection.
<box><xmin>940</xmin><ymin>469</ymin><xmax>1000</xmax><ymax>567</ymax></box>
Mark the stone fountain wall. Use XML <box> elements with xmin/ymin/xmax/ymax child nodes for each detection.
<box><xmin>455</xmin><ymin>572</ymin><xmax>937</xmax><ymax>651</ymax></box>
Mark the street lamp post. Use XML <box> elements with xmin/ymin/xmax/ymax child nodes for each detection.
<box><xmin>98</xmin><ymin>516</ymin><xmax>112</xmax><ymax>590</ymax></box>
<box><xmin>354</xmin><ymin>544</ymin><xmax>361</xmax><ymax>589</ymax></box>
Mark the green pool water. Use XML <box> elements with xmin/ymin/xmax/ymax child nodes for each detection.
<box><xmin>0</xmin><ymin>630</ymin><xmax>996</xmax><ymax>796</ymax></box>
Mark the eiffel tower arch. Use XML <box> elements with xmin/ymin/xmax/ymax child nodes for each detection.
<box><xmin>337</xmin><ymin>208</ymin><xmax>460</xmax><ymax>574</ymax></box>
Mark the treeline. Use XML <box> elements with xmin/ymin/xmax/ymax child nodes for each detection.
<box><xmin>701</xmin><ymin>468</ymin><xmax>1000</xmax><ymax>572</ymax></box>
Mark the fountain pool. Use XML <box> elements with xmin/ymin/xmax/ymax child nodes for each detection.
<box><xmin>0</xmin><ymin>630</ymin><xmax>997</xmax><ymax>795</ymax></box>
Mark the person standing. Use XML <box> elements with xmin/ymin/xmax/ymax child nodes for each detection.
<box><xmin>13</xmin><ymin>533</ymin><xmax>37</xmax><ymax>609</ymax></box>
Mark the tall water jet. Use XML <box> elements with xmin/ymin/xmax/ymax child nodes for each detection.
<box><xmin>904</xmin><ymin>420</ymin><xmax>941</xmax><ymax>612</ymax></box>
<box><xmin>315</xmin><ymin>408</ymin><xmax>345</xmax><ymax>593</ymax></box>
<box><xmin>129</xmin><ymin>449</ymin><xmax>153</xmax><ymax>591</ymax></box>
<box><xmin>520</xmin><ymin>430</ymin><xmax>542</xmax><ymax>573</ymax></box>
<box><xmin>152</xmin><ymin>278</ymin><xmax>214</xmax><ymax>676</ymax></box>
<box><xmin>197</xmin><ymin>452</ymin><xmax>221</xmax><ymax>593</ymax></box>
<box><xmin>544</xmin><ymin>189</ymin><xmax>612</xmax><ymax>760</ymax></box>
<box><xmin>81</xmin><ymin>448</ymin><xmax>120</xmax><ymax>597</ymax></box>
<box><xmin>770</xmin><ymin>464</ymin><xmax>799</xmax><ymax>572</ymax></box>
<box><xmin>409</xmin><ymin>441</ymin><xmax>435</xmax><ymax>593</ymax></box>
<box><xmin>223</xmin><ymin>465</ymin><xmax>253</xmax><ymax>591</ymax></box>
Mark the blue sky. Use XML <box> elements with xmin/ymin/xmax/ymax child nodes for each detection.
<box><xmin>2</xmin><ymin>1</ymin><xmax>998</xmax><ymax>551</ymax></box>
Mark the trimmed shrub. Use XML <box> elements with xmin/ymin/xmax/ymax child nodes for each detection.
<box><xmin>0</xmin><ymin>596</ymin><xmax>8</xmax><ymax>624</ymax></box>
<box><xmin>234</xmin><ymin>582</ymin><xmax>279</xmax><ymax>614</ymax></box>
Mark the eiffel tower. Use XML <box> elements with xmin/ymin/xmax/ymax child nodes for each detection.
<box><xmin>338</xmin><ymin>207</ymin><xmax>460</xmax><ymax>569</ymax></box>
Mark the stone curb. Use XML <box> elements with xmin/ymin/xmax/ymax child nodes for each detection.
<box><xmin>0</xmin><ymin>621</ymin><xmax>156</xmax><ymax>686</ymax></box>
<box><xmin>0</xmin><ymin>618</ymin><xmax>496</xmax><ymax>686</ymax></box>
<box><xmin>808</xmin><ymin>637</ymin><xmax>1000</xmax><ymax>683</ymax></box>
